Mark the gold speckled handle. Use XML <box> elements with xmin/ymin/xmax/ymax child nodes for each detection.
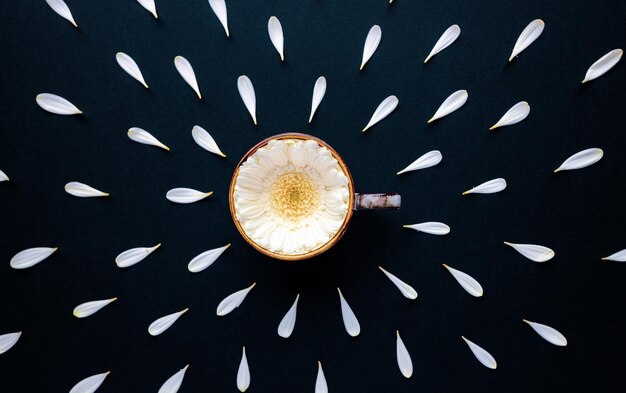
<box><xmin>354</xmin><ymin>193</ymin><xmax>401</xmax><ymax>210</ymax></box>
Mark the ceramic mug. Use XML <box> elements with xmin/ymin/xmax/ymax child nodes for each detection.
<box><xmin>229</xmin><ymin>133</ymin><xmax>401</xmax><ymax>260</ymax></box>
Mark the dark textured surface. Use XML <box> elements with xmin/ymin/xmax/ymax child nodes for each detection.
<box><xmin>1</xmin><ymin>0</ymin><xmax>625</xmax><ymax>392</ymax></box>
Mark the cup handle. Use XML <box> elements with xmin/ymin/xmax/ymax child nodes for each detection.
<box><xmin>354</xmin><ymin>193</ymin><xmax>401</xmax><ymax>210</ymax></box>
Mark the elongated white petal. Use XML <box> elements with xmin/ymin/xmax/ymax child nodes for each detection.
<box><xmin>490</xmin><ymin>101</ymin><xmax>530</xmax><ymax>130</ymax></box>
<box><xmin>463</xmin><ymin>178</ymin><xmax>506</xmax><ymax>195</ymax></box>
<box><xmin>425</xmin><ymin>24</ymin><xmax>460</xmax><ymax>63</ymax></box>
<box><xmin>188</xmin><ymin>244</ymin><xmax>230</xmax><ymax>273</ymax></box>
<box><xmin>191</xmin><ymin>125</ymin><xmax>226</xmax><ymax>157</ymax></box>
<box><xmin>509</xmin><ymin>19</ymin><xmax>544</xmax><ymax>61</ymax></box>
<box><xmin>428</xmin><ymin>90</ymin><xmax>467</xmax><ymax>123</ymax></box>
<box><xmin>208</xmin><ymin>0</ymin><xmax>229</xmax><ymax>37</ymax></box>
<box><xmin>237</xmin><ymin>75</ymin><xmax>257</xmax><ymax>125</ymax></box>
<box><xmin>504</xmin><ymin>242</ymin><xmax>555</xmax><ymax>262</ymax></box>
<box><xmin>396</xmin><ymin>331</ymin><xmax>413</xmax><ymax>378</ymax></box>
<box><xmin>73</xmin><ymin>298</ymin><xmax>117</xmax><ymax>318</ymax></box>
<box><xmin>237</xmin><ymin>347</ymin><xmax>250</xmax><ymax>392</ymax></box>
<box><xmin>360</xmin><ymin>25</ymin><xmax>381</xmax><ymax>70</ymax></box>
<box><xmin>216</xmin><ymin>283</ymin><xmax>256</xmax><ymax>316</ymax></box>
<box><xmin>397</xmin><ymin>150</ymin><xmax>442</xmax><ymax>175</ymax></box>
<box><xmin>0</xmin><ymin>169</ymin><xmax>8</xmax><ymax>182</ymax></box>
<box><xmin>337</xmin><ymin>287</ymin><xmax>360</xmax><ymax>337</ymax></box>
<box><xmin>554</xmin><ymin>148</ymin><xmax>603</xmax><ymax>172</ymax></box>
<box><xmin>69</xmin><ymin>372</ymin><xmax>110</xmax><ymax>393</ymax></box>
<box><xmin>10</xmin><ymin>247</ymin><xmax>57</xmax><ymax>269</ymax></box>
<box><xmin>523</xmin><ymin>319</ymin><xmax>567</xmax><ymax>346</ymax></box>
<box><xmin>65</xmin><ymin>182</ymin><xmax>109</xmax><ymax>198</ymax></box>
<box><xmin>267</xmin><ymin>16</ymin><xmax>284</xmax><ymax>61</ymax></box>
<box><xmin>0</xmin><ymin>332</ymin><xmax>21</xmax><ymax>355</ymax></box>
<box><xmin>462</xmin><ymin>336</ymin><xmax>497</xmax><ymax>369</ymax></box>
<box><xmin>158</xmin><ymin>365</ymin><xmax>189</xmax><ymax>393</ymax></box>
<box><xmin>277</xmin><ymin>294</ymin><xmax>299</xmax><ymax>338</ymax></box>
<box><xmin>46</xmin><ymin>0</ymin><xmax>77</xmax><ymax>27</ymax></box>
<box><xmin>116</xmin><ymin>53</ymin><xmax>149</xmax><ymax>88</ymax></box>
<box><xmin>362</xmin><ymin>95</ymin><xmax>398</xmax><ymax>132</ymax></box>
<box><xmin>36</xmin><ymin>93</ymin><xmax>82</xmax><ymax>115</ymax></box>
<box><xmin>137</xmin><ymin>0</ymin><xmax>158</xmax><ymax>18</ymax></box>
<box><xmin>403</xmin><ymin>222</ymin><xmax>450</xmax><ymax>235</ymax></box>
<box><xmin>309</xmin><ymin>76</ymin><xmax>327</xmax><ymax>123</ymax></box>
<box><xmin>174</xmin><ymin>56</ymin><xmax>202</xmax><ymax>99</ymax></box>
<box><xmin>115</xmin><ymin>243</ymin><xmax>160</xmax><ymax>268</ymax></box>
<box><xmin>166</xmin><ymin>188</ymin><xmax>213</xmax><ymax>204</ymax></box>
<box><xmin>443</xmin><ymin>264</ymin><xmax>483</xmax><ymax>297</ymax></box>
<box><xmin>582</xmin><ymin>49</ymin><xmax>622</xmax><ymax>83</ymax></box>
<box><xmin>315</xmin><ymin>361</ymin><xmax>328</xmax><ymax>393</ymax></box>
<box><xmin>128</xmin><ymin>127</ymin><xmax>169</xmax><ymax>151</ymax></box>
<box><xmin>149</xmin><ymin>308</ymin><xmax>188</xmax><ymax>336</ymax></box>
<box><xmin>379</xmin><ymin>267</ymin><xmax>417</xmax><ymax>299</ymax></box>
<box><xmin>602</xmin><ymin>249</ymin><xmax>626</xmax><ymax>262</ymax></box>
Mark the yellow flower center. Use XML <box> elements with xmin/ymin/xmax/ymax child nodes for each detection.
<box><xmin>270</xmin><ymin>172</ymin><xmax>319</xmax><ymax>220</ymax></box>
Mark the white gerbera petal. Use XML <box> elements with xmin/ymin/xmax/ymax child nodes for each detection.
<box><xmin>174</xmin><ymin>56</ymin><xmax>202</xmax><ymax>99</ymax></box>
<box><xmin>462</xmin><ymin>336</ymin><xmax>497</xmax><ymax>369</ymax></box>
<box><xmin>115</xmin><ymin>243</ymin><xmax>161</xmax><ymax>268</ymax></box>
<box><xmin>116</xmin><ymin>52</ymin><xmax>149</xmax><ymax>88</ymax></box>
<box><xmin>45</xmin><ymin>0</ymin><xmax>77</xmax><ymax>27</ymax></box>
<box><xmin>379</xmin><ymin>267</ymin><xmax>418</xmax><ymax>299</ymax></box>
<box><xmin>166</xmin><ymin>188</ymin><xmax>213</xmax><ymax>204</ymax></box>
<box><xmin>489</xmin><ymin>101</ymin><xmax>530</xmax><ymax>130</ymax></box>
<box><xmin>0</xmin><ymin>169</ymin><xmax>8</xmax><ymax>182</ymax></box>
<box><xmin>462</xmin><ymin>178</ymin><xmax>506</xmax><ymax>195</ymax></box>
<box><xmin>237</xmin><ymin>75</ymin><xmax>257</xmax><ymax>125</ymax></box>
<box><xmin>396</xmin><ymin>331</ymin><xmax>413</xmax><ymax>378</ymax></box>
<box><xmin>237</xmin><ymin>346</ymin><xmax>250</xmax><ymax>392</ymax></box>
<box><xmin>188</xmin><ymin>244</ymin><xmax>230</xmax><ymax>273</ymax></box>
<box><xmin>73</xmin><ymin>297</ymin><xmax>117</xmax><ymax>318</ymax></box>
<box><xmin>136</xmin><ymin>0</ymin><xmax>158</xmax><ymax>18</ymax></box>
<box><xmin>362</xmin><ymin>95</ymin><xmax>398</xmax><ymax>132</ymax></box>
<box><xmin>0</xmin><ymin>332</ymin><xmax>22</xmax><ymax>355</ymax></box>
<box><xmin>360</xmin><ymin>25</ymin><xmax>381</xmax><ymax>70</ymax></box>
<box><xmin>277</xmin><ymin>294</ymin><xmax>299</xmax><ymax>338</ymax></box>
<box><xmin>36</xmin><ymin>93</ymin><xmax>82</xmax><ymax>115</ymax></box>
<box><xmin>65</xmin><ymin>182</ymin><xmax>109</xmax><ymax>198</ymax></box>
<box><xmin>315</xmin><ymin>361</ymin><xmax>328</xmax><ymax>393</ymax></box>
<box><xmin>554</xmin><ymin>148</ymin><xmax>603</xmax><ymax>172</ymax></box>
<box><xmin>504</xmin><ymin>242</ymin><xmax>555</xmax><ymax>262</ymax></box>
<box><xmin>443</xmin><ymin>264</ymin><xmax>483</xmax><ymax>297</ymax></box>
<box><xmin>602</xmin><ymin>249</ymin><xmax>626</xmax><ymax>262</ymax></box>
<box><xmin>128</xmin><ymin>127</ymin><xmax>169</xmax><ymax>151</ymax></box>
<box><xmin>337</xmin><ymin>288</ymin><xmax>360</xmax><ymax>337</ymax></box>
<box><xmin>582</xmin><ymin>49</ymin><xmax>622</xmax><ymax>83</ymax></box>
<box><xmin>208</xmin><ymin>0</ymin><xmax>229</xmax><ymax>37</ymax></box>
<box><xmin>424</xmin><ymin>24</ymin><xmax>460</xmax><ymax>63</ymax></box>
<box><xmin>397</xmin><ymin>150</ymin><xmax>442</xmax><ymax>175</ymax></box>
<box><xmin>403</xmin><ymin>222</ymin><xmax>450</xmax><ymax>235</ymax></box>
<box><xmin>191</xmin><ymin>125</ymin><xmax>226</xmax><ymax>157</ymax></box>
<box><xmin>267</xmin><ymin>16</ymin><xmax>284</xmax><ymax>61</ymax></box>
<box><xmin>69</xmin><ymin>372</ymin><xmax>110</xmax><ymax>393</ymax></box>
<box><xmin>216</xmin><ymin>283</ymin><xmax>256</xmax><ymax>316</ymax></box>
<box><xmin>428</xmin><ymin>90</ymin><xmax>468</xmax><ymax>123</ymax></box>
<box><xmin>509</xmin><ymin>19</ymin><xmax>544</xmax><ymax>61</ymax></box>
<box><xmin>10</xmin><ymin>247</ymin><xmax>57</xmax><ymax>269</ymax></box>
<box><xmin>158</xmin><ymin>365</ymin><xmax>189</xmax><ymax>393</ymax></box>
<box><xmin>523</xmin><ymin>319</ymin><xmax>567</xmax><ymax>346</ymax></box>
<box><xmin>148</xmin><ymin>308</ymin><xmax>189</xmax><ymax>336</ymax></box>
<box><xmin>309</xmin><ymin>76</ymin><xmax>327</xmax><ymax>123</ymax></box>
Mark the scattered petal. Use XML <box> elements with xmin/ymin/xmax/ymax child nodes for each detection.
<box><xmin>309</xmin><ymin>76</ymin><xmax>327</xmax><ymax>123</ymax></box>
<box><xmin>379</xmin><ymin>267</ymin><xmax>418</xmax><ymax>299</ymax></box>
<box><xmin>509</xmin><ymin>19</ymin><xmax>544</xmax><ymax>61</ymax></box>
<box><xmin>360</xmin><ymin>25</ymin><xmax>382</xmax><ymax>70</ymax></box>
<box><xmin>504</xmin><ymin>242</ymin><xmax>555</xmax><ymax>262</ymax></box>
<box><xmin>424</xmin><ymin>24</ymin><xmax>461</xmax><ymax>63</ymax></box>
<box><xmin>36</xmin><ymin>93</ymin><xmax>82</xmax><ymax>115</ymax></box>
<box><xmin>463</xmin><ymin>178</ymin><xmax>506</xmax><ymax>195</ymax></box>
<box><xmin>315</xmin><ymin>361</ymin><xmax>328</xmax><ymax>393</ymax></box>
<box><xmin>65</xmin><ymin>182</ymin><xmax>109</xmax><ymax>198</ymax></box>
<box><xmin>73</xmin><ymin>297</ymin><xmax>117</xmax><ymax>318</ymax></box>
<box><xmin>523</xmin><ymin>319</ymin><xmax>567</xmax><ymax>346</ymax></box>
<box><xmin>427</xmin><ymin>90</ymin><xmax>467</xmax><ymax>123</ymax></box>
<box><xmin>216</xmin><ymin>283</ymin><xmax>256</xmax><ymax>316</ymax></box>
<box><xmin>10</xmin><ymin>247</ymin><xmax>57</xmax><ymax>270</ymax></box>
<box><xmin>69</xmin><ymin>372</ymin><xmax>110</xmax><ymax>393</ymax></box>
<box><xmin>158</xmin><ymin>365</ymin><xmax>189</xmax><ymax>393</ymax></box>
<box><xmin>116</xmin><ymin>52</ymin><xmax>149</xmax><ymax>88</ymax></box>
<box><xmin>403</xmin><ymin>222</ymin><xmax>450</xmax><ymax>235</ymax></box>
<box><xmin>149</xmin><ymin>308</ymin><xmax>189</xmax><ymax>336</ymax></box>
<box><xmin>166</xmin><ymin>188</ymin><xmax>213</xmax><ymax>204</ymax></box>
<box><xmin>191</xmin><ymin>125</ymin><xmax>226</xmax><ymax>157</ymax></box>
<box><xmin>554</xmin><ymin>148</ymin><xmax>603</xmax><ymax>172</ymax></box>
<box><xmin>0</xmin><ymin>169</ymin><xmax>8</xmax><ymax>182</ymax></box>
<box><xmin>0</xmin><ymin>332</ymin><xmax>22</xmax><ymax>355</ymax></box>
<box><xmin>237</xmin><ymin>346</ymin><xmax>250</xmax><ymax>392</ymax></box>
<box><xmin>443</xmin><ymin>264</ymin><xmax>483</xmax><ymax>297</ymax></box>
<box><xmin>277</xmin><ymin>294</ymin><xmax>299</xmax><ymax>338</ymax></box>
<box><xmin>188</xmin><ymin>244</ymin><xmax>230</xmax><ymax>273</ymax></box>
<box><xmin>128</xmin><ymin>127</ymin><xmax>169</xmax><ymax>151</ymax></box>
<box><xmin>237</xmin><ymin>75</ymin><xmax>257</xmax><ymax>125</ymax></box>
<box><xmin>208</xmin><ymin>0</ymin><xmax>229</xmax><ymax>37</ymax></box>
<box><xmin>462</xmin><ymin>336</ymin><xmax>497</xmax><ymax>369</ymax></box>
<box><xmin>489</xmin><ymin>101</ymin><xmax>530</xmax><ymax>130</ymax></box>
<box><xmin>174</xmin><ymin>56</ymin><xmax>202</xmax><ymax>99</ymax></box>
<box><xmin>268</xmin><ymin>16</ymin><xmax>284</xmax><ymax>61</ymax></box>
<box><xmin>397</xmin><ymin>150</ymin><xmax>442</xmax><ymax>175</ymax></box>
<box><xmin>45</xmin><ymin>0</ymin><xmax>77</xmax><ymax>27</ymax></box>
<box><xmin>396</xmin><ymin>331</ymin><xmax>413</xmax><ymax>378</ymax></box>
<box><xmin>337</xmin><ymin>287</ymin><xmax>360</xmax><ymax>337</ymax></box>
<box><xmin>602</xmin><ymin>249</ymin><xmax>626</xmax><ymax>262</ymax></box>
<box><xmin>582</xmin><ymin>49</ymin><xmax>622</xmax><ymax>83</ymax></box>
<box><xmin>136</xmin><ymin>0</ymin><xmax>158</xmax><ymax>18</ymax></box>
<box><xmin>115</xmin><ymin>243</ymin><xmax>161</xmax><ymax>268</ymax></box>
<box><xmin>362</xmin><ymin>95</ymin><xmax>398</xmax><ymax>132</ymax></box>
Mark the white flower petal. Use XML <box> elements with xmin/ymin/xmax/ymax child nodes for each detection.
<box><xmin>73</xmin><ymin>297</ymin><xmax>117</xmax><ymax>318</ymax></box>
<box><xmin>116</xmin><ymin>52</ymin><xmax>148</xmax><ymax>88</ymax></box>
<box><xmin>462</xmin><ymin>336</ymin><xmax>497</xmax><ymax>369</ymax></box>
<box><xmin>136</xmin><ymin>0</ymin><xmax>158</xmax><ymax>18</ymax></box>
<box><xmin>396</xmin><ymin>331</ymin><xmax>413</xmax><ymax>378</ymax></box>
<box><xmin>36</xmin><ymin>93</ymin><xmax>82</xmax><ymax>115</ymax></box>
<box><xmin>65</xmin><ymin>182</ymin><xmax>109</xmax><ymax>197</ymax></box>
<box><xmin>69</xmin><ymin>372</ymin><xmax>110</xmax><ymax>393</ymax></box>
<box><xmin>277</xmin><ymin>294</ymin><xmax>299</xmax><ymax>338</ymax></box>
<box><xmin>554</xmin><ymin>148</ymin><xmax>603</xmax><ymax>172</ymax></box>
<box><xmin>148</xmin><ymin>308</ymin><xmax>188</xmax><ymax>336</ymax></box>
<box><xmin>208</xmin><ymin>0</ymin><xmax>229</xmax><ymax>37</ymax></box>
<box><xmin>315</xmin><ymin>361</ymin><xmax>328</xmax><ymax>393</ymax></box>
<box><xmin>268</xmin><ymin>16</ymin><xmax>284</xmax><ymax>61</ymax></box>
<box><xmin>191</xmin><ymin>125</ymin><xmax>226</xmax><ymax>157</ymax></box>
<box><xmin>166</xmin><ymin>188</ymin><xmax>213</xmax><ymax>204</ymax></box>
<box><xmin>10</xmin><ymin>247</ymin><xmax>57</xmax><ymax>269</ymax></box>
<box><xmin>360</xmin><ymin>25</ymin><xmax>381</xmax><ymax>70</ymax></box>
<box><xmin>523</xmin><ymin>319</ymin><xmax>567</xmax><ymax>346</ymax></box>
<box><xmin>397</xmin><ymin>150</ymin><xmax>442</xmax><ymax>175</ymax></box>
<box><xmin>463</xmin><ymin>178</ymin><xmax>506</xmax><ymax>195</ymax></box>
<box><xmin>403</xmin><ymin>222</ymin><xmax>450</xmax><ymax>235</ymax></box>
<box><xmin>174</xmin><ymin>56</ymin><xmax>202</xmax><ymax>99</ymax></box>
<box><xmin>509</xmin><ymin>19</ymin><xmax>544</xmax><ymax>61</ymax></box>
<box><xmin>504</xmin><ymin>242</ymin><xmax>555</xmax><ymax>262</ymax></box>
<box><xmin>602</xmin><ymin>248</ymin><xmax>626</xmax><ymax>262</ymax></box>
<box><xmin>428</xmin><ymin>90</ymin><xmax>467</xmax><ymax>123</ymax></box>
<box><xmin>379</xmin><ymin>267</ymin><xmax>417</xmax><ymax>299</ymax></box>
<box><xmin>115</xmin><ymin>243</ymin><xmax>160</xmax><ymax>268</ymax></box>
<box><xmin>237</xmin><ymin>346</ymin><xmax>250</xmax><ymax>392</ymax></box>
<box><xmin>424</xmin><ymin>24</ymin><xmax>460</xmax><ymax>63</ymax></box>
<box><xmin>158</xmin><ymin>365</ymin><xmax>189</xmax><ymax>393</ymax></box>
<box><xmin>337</xmin><ymin>288</ymin><xmax>360</xmax><ymax>337</ymax></box>
<box><xmin>582</xmin><ymin>49</ymin><xmax>622</xmax><ymax>83</ymax></box>
<box><xmin>216</xmin><ymin>283</ymin><xmax>256</xmax><ymax>316</ymax></box>
<box><xmin>128</xmin><ymin>127</ymin><xmax>169</xmax><ymax>151</ymax></box>
<box><xmin>443</xmin><ymin>264</ymin><xmax>483</xmax><ymax>297</ymax></box>
<box><xmin>309</xmin><ymin>76</ymin><xmax>327</xmax><ymax>123</ymax></box>
<box><xmin>362</xmin><ymin>95</ymin><xmax>398</xmax><ymax>132</ymax></box>
<box><xmin>45</xmin><ymin>0</ymin><xmax>77</xmax><ymax>27</ymax></box>
<box><xmin>489</xmin><ymin>101</ymin><xmax>530</xmax><ymax>130</ymax></box>
<box><xmin>0</xmin><ymin>169</ymin><xmax>8</xmax><ymax>182</ymax></box>
<box><xmin>188</xmin><ymin>244</ymin><xmax>230</xmax><ymax>273</ymax></box>
<box><xmin>237</xmin><ymin>75</ymin><xmax>257</xmax><ymax>125</ymax></box>
<box><xmin>0</xmin><ymin>332</ymin><xmax>22</xmax><ymax>355</ymax></box>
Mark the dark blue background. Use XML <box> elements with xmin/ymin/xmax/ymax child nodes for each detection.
<box><xmin>1</xmin><ymin>0</ymin><xmax>625</xmax><ymax>392</ymax></box>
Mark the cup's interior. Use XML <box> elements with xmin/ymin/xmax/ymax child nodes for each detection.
<box><xmin>229</xmin><ymin>134</ymin><xmax>355</xmax><ymax>260</ymax></box>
